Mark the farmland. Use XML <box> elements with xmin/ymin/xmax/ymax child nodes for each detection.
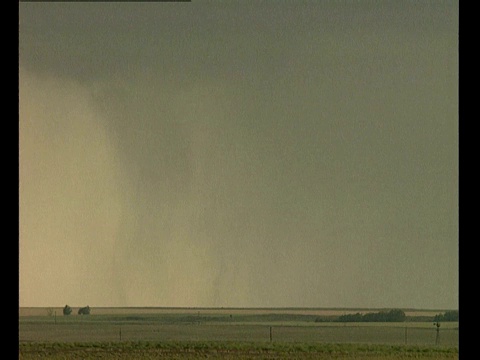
<box><xmin>19</xmin><ymin>307</ymin><xmax>459</xmax><ymax>359</ymax></box>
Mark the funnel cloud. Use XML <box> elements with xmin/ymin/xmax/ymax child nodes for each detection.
<box><xmin>19</xmin><ymin>2</ymin><xmax>458</xmax><ymax>309</ymax></box>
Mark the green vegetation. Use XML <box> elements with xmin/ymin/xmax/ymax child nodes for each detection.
<box><xmin>338</xmin><ymin>309</ymin><xmax>406</xmax><ymax>322</ymax></box>
<box><xmin>19</xmin><ymin>308</ymin><xmax>459</xmax><ymax>358</ymax></box>
<box><xmin>19</xmin><ymin>341</ymin><xmax>459</xmax><ymax>359</ymax></box>
<box><xmin>433</xmin><ymin>310</ymin><xmax>459</xmax><ymax>322</ymax></box>
<box><xmin>78</xmin><ymin>306</ymin><xmax>91</xmax><ymax>315</ymax></box>
<box><xmin>63</xmin><ymin>305</ymin><xmax>72</xmax><ymax>316</ymax></box>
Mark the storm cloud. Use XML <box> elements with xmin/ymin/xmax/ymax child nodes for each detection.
<box><xmin>19</xmin><ymin>1</ymin><xmax>458</xmax><ymax>309</ymax></box>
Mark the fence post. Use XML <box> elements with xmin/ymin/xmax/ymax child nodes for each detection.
<box><xmin>269</xmin><ymin>326</ymin><xmax>272</xmax><ymax>342</ymax></box>
<box><xmin>434</xmin><ymin>322</ymin><xmax>440</xmax><ymax>346</ymax></box>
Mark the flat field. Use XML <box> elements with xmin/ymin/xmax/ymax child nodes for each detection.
<box><xmin>19</xmin><ymin>308</ymin><xmax>459</xmax><ymax>359</ymax></box>
<box><xmin>19</xmin><ymin>341</ymin><xmax>459</xmax><ymax>359</ymax></box>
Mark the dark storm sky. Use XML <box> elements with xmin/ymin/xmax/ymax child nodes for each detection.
<box><xmin>19</xmin><ymin>1</ymin><xmax>458</xmax><ymax>309</ymax></box>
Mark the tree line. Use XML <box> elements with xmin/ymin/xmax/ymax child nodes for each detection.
<box><xmin>331</xmin><ymin>309</ymin><xmax>459</xmax><ymax>323</ymax></box>
<box><xmin>433</xmin><ymin>310</ymin><xmax>458</xmax><ymax>322</ymax></box>
<box><xmin>337</xmin><ymin>309</ymin><xmax>406</xmax><ymax>322</ymax></box>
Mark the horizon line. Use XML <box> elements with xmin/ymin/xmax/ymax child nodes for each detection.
<box><xmin>18</xmin><ymin>306</ymin><xmax>457</xmax><ymax>311</ymax></box>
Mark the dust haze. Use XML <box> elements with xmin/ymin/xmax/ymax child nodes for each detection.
<box><xmin>19</xmin><ymin>2</ymin><xmax>458</xmax><ymax>309</ymax></box>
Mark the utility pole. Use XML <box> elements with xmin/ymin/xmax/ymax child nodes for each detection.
<box><xmin>269</xmin><ymin>326</ymin><xmax>272</xmax><ymax>342</ymax></box>
<box><xmin>404</xmin><ymin>326</ymin><xmax>407</xmax><ymax>345</ymax></box>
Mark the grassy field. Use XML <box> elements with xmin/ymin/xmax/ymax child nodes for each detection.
<box><xmin>19</xmin><ymin>308</ymin><xmax>458</xmax><ymax>359</ymax></box>
<box><xmin>19</xmin><ymin>341</ymin><xmax>459</xmax><ymax>359</ymax></box>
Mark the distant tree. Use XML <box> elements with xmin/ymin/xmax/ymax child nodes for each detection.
<box><xmin>63</xmin><ymin>305</ymin><xmax>72</xmax><ymax>316</ymax></box>
<box><xmin>362</xmin><ymin>311</ymin><xmax>382</xmax><ymax>322</ymax></box>
<box><xmin>46</xmin><ymin>308</ymin><xmax>54</xmax><ymax>317</ymax></box>
<box><xmin>444</xmin><ymin>310</ymin><xmax>459</xmax><ymax>321</ymax></box>
<box><xmin>338</xmin><ymin>312</ymin><xmax>363</xmax><ymax>322</ymax></box>
<box><xmin>386</xmin><ymin>309</ymin><xmax>406</xmax><ymax>322</ymax></box>
<box><xmin>78</xmin><ymin>306</ymin><xmax>91</xmax><ymax>315</ymax></box>
<box><xmin>433</xmin><ymin>310</ymin><xmax>458</xmax><ymax>322</ymax></box>
<box><xmin>338</xmin><ymin>309</ymin><xmax>405</xmax><ymax>323</ymax></box>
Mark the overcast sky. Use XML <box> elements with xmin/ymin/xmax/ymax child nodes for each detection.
<box><xmin>19</xmin><ymin>1</ymin><xmax>458</xmax><ymax>309</ymax></box>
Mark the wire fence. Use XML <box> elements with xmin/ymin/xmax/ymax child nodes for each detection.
<box><xmin>19</xmin><ymin>322</ymin><xmax>459</xmax><ymax>347</ymax></box>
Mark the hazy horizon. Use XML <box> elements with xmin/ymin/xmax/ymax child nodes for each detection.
<box><xmin>19</xmin><ymin>305</ymin><xmax>456</xmax><ymax>311</ymax></box>
<box><xmin>19</xmin><ymin>1</ymin><xmax>458</xmax><ymax>309</ymax></box>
